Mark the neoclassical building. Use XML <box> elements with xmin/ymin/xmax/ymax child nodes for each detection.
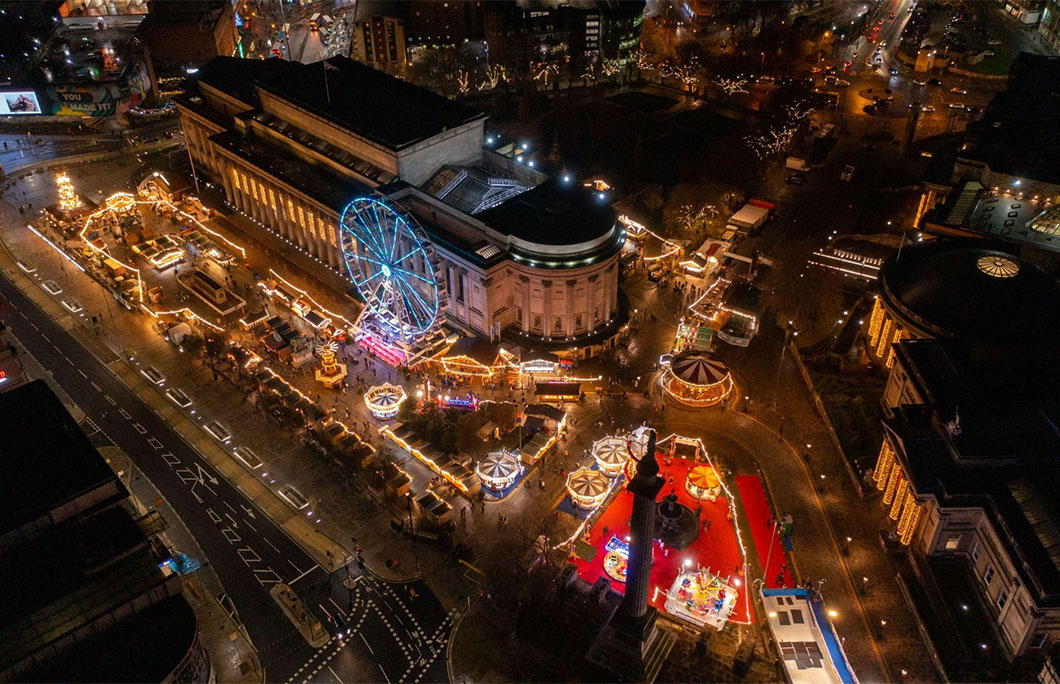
<box><xmin>176</xmin><ymin>56</ymin><xmax>623</xmax><ymax>356</ymax></box>
<box><xmin>867</xmin><ymin>240</ymin><xmax>1060</xmax><ymax>659</ymax></box>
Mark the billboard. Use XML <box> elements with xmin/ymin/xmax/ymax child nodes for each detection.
<box><xmin>41</xmin><ymin>85</ymin><xmax>123</xmax><ymax>117</ymax></box>
<box><xmin>0</xmin><ymin>91</ymin><xmax>42</xmax><ymax>115</ymax></box>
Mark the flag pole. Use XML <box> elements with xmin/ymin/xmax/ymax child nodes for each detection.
<box><xmin>324</xmin><ymin>61</ymin><xmax>331</xmax><ymax>104</ymax></box>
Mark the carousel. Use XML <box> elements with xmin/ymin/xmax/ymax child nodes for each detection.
<box><xmin>315</xmin><ymin>342</ymin><xmax>349</xmax><ymax>389</ymax></box>
<box><xmin>364</xmin><ymin>382</ymin><xmax>406</xmax><ymax>419</ymax></box>
<box><xmin>475</xmin><ymin>451</ymin><xmax>522</xmax><ymax>491</ymax></box>
<box><xmin>592</xmin><ymin>436</ymin><xmax>629</xmax><ymax>477</ymax></box>
<box><xmin>686</xmin><ymin>465</ymin><xmax>722</xmax><ymax>501</ymax></box>
<box><xmin>603</xmin><ymin>535</ymin><xmax>631</xmax><ymax>582</ymax></box>
<box><xmin>664</xmin><ymin>567</ymin><xmax>738</xmax><ymax>630</ymax></box>
<box><xmin>663</xmin><ymin>350</ymin><xmax>734</xmax><ymax>408</ymax></box>
<box><xmin>566</xmin><ymin>468</ymin><xmax>611</xmax><ymax>509</ymax></box>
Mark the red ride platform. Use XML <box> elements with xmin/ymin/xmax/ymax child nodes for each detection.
<box><xmin>569</xmin><ymin>454</ymin><xmax>754</xmax><ymax>625</ymax></box>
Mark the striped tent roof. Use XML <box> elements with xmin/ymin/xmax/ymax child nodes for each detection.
<box><xmin>670</xmin><ymin>351</ymin><xmax>730</xmax><ymax>386</ymax></box>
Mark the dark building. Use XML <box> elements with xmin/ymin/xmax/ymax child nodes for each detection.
<box><xmin>0</xmin><ymin>381</ymin><xmax>208</xmax><ymax>682</ymax></box>
<box><xmin>136</xmin><ymin>0</ymin><xmax>238</xmax><ymax>70</ymax></box>
<box><xmin>405</xmin><ymin>0</ymin><xmax>486</xmax><ymax>45</ymax></box>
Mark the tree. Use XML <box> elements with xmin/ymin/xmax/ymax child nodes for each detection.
<box><xmin>180</xmin><ymin>334</ymin><xmax>204</xmax><ymax>357</ymax></box>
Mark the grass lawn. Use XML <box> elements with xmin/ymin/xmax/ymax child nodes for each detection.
<box><xmin>808</xmin><ymin>365</ymin><xmax>885</xmax><ymax>476</ymax></box>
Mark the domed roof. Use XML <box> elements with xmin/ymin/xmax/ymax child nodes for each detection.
<box><xmin>879</xmin><ymin>240</ymin><xmax>1060</xmax><ymax>356</ymax></box>
<box><xmin>670</xmin><ymin>351</ymin><xmax>731</xmax><ymax>386</ymax></box>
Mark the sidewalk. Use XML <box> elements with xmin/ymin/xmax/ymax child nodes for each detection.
<box><xmin>693</xmin><ymin>319</ymin><xmax>942</xmax><ymax>682</ymax></box>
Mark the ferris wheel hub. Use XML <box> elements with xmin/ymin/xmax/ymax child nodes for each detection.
<box><xmin>381</xmin><ymin>264</ymin><xmax>392</xmax><ymax>278</ymax></box>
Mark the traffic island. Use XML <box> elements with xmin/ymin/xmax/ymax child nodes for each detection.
<box><xmin>270</xmin><ymin>584</ymin><xmax>329</xmax><ymax>648</ymax></box>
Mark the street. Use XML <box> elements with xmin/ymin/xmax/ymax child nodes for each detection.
<box><xmin>0</xmin><ymin>267</ymin><xmax>452</xmax><ymax>683</ymax></box>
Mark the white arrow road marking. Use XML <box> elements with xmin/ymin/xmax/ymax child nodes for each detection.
<box><xmin>241</xmin><ymin>504</ymin><xmax>256</xmax><ymax>519</ymax></box>
<box><xmin>206</xmin><ymin>508</ymin><xmax>222</xmax><ymax>524</ymax></box>
<box><xmin>195</xmin><ymin>463</ymin><xmax>219</xmax><ymax>486</ymax></box>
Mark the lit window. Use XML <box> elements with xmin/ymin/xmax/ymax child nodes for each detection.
<box><xmin>287</xmin><ymin>200</ymin><xmax>296</xmax><ymax>222</ymax></box>
<box><xmin>944</xmin><ymin>534</ymin><xmax>960</xmax><ymax>550</ymax></box>
<box><xmin>268</xmin><ymin>188</ymin><xmax>277</xmax><ymax>210</ymax></box>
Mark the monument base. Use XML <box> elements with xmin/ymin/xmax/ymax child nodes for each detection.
<box><xmin>586</xmin><ymin>606</ymin><xmax>675</xmax><ymax>682</ymax></box>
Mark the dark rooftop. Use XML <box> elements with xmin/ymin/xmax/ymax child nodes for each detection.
<box><xmin>960</xmin><ymin>53</ymin><xmax>1060</xmax><ymax>185</ymax></box>
<box><xmin>211</xmin><ymin>129</ymin><xmax>372</xmax><ymax>213</ymax></box>
<box><xmin>0</xmin><ymin>380</ymin><xmax>124</xmax><ymax>536</ymax></box>
<box><xmin>879</xmin><ymin>239</ymin><xmax>1060</xmax><ymax>359</ymax></box>
<box><xmin>476</xmin><ymin>179</ymin><xmax>618</xmax><ymax>248</ymax></box>
<box><xmin>445</xmin><ymin>336</ymin><xmax>500</xmax><ymax>367</ymax></box>
<box><xmin>194</xmin><ymin>56</ymin><xmax>486</xmax><ymax>150</ymax></box>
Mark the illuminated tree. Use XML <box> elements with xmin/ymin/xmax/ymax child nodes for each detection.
<box><xmin>56</xmin><ymin>172</ymin><xmax>82</xmax><ymax>212</ymax></box>
<box><xmin>716</xmin><ymin>76</ymin><xmax>749</xmax><ymax>96</ymax></box>
<box><xmin>457</xmin><ymin>70</ymin><xmax>470</xmax><ymax>95</ymax></box>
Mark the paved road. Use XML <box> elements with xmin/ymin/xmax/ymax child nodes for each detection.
<box><xmin>0</xmin><ymin>269</ymin><xmax>452</xmax><ymax>683</ymax></box>
<box><xmin>0</xmin><ymin>136</ymin><xmax>124</xmax><ymax>173</ymax></box>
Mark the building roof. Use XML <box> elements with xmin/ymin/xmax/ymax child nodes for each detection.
<box><xmin>878</xmin><ymin>239</ymin><xmax>1060</xmax><ymax>359</ymax></box>
<box><xmin>0</xmin><ymin>380</ymin><xmax>124</xmax><ymax>536</ymax></box>
<box><xmin>887</xmin><ymin>339</ymin><xmax>1060</xmax><ymax>599</ymax></box>
<box><xmin>959</xmin><ymin>53</ymin><xmax>1060</xmax><ymax>186</ymax></box>
<box><xmin>476</xmin><ymin>179</ymin><xmax>618</xmax><ymax>250</ymax></box>
<box><xmin>197</xmin><ymin>55</ymin><xmax>486</xmax><ymax>150</ymax></box>
<box><xmin>445</xmin><ymin>336</ymin><xmax>500</xmax><ymax>367</ymax></box>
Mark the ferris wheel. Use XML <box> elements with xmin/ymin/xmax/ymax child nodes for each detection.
<box><xmin>339</xmin><ymin>197</ymin><xmax>444</xmax><ymax>348</ymax></box>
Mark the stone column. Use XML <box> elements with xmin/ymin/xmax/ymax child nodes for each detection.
<box><xmin>620</xmin><ymin>429</ymin><xmax>663</xmax><ymax>621</ymax></box>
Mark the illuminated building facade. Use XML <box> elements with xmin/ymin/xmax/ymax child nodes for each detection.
<box><xmin>867</xmin><ymin>240</ymin><xmax>1060</xmax><ymax>659</ymax></box>
<box><xmin>176</xmin><ymin>57</ymin><xmax>622</xmax><ymax>356</ymax></box>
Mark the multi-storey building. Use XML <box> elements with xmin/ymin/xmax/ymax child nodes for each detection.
<box><xmin>176</xmin><ymin>56</ymin><xmax>624</xmax><ymax>357</ymax></box>
<box><xmin>867</xmin><ymin>240</ymin><xmax>1060</xmax><ymax>659</ymax></box>
<box><xmin>352</xmin><ymin>15</ymin><xmax>408</xmax><ymax>78</ymax></box>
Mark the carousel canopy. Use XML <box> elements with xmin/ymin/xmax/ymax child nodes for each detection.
<box><xmin>567</xmin><ymin>469</ymin><xmax>609</xmax><ymax>497</ymax></box>
<box><xmin>365</xmin><ymin>383</ymin><xmax>406</xmax><ymax>408</ymax></box>
<box><xmin>671</xmin><ymin>351</ymin><xmax>730</xmax><ymax>387</ymax></box>
<box><xmin>477</xmin><ymin>452</ymin><xmax>519</xmax><ymax>479</ymax></box>
<box><xmin>593</xmin><ymin>436</ymin><xmax>628</xmax><ymax>466</ymax></box>
<box><xmin>688</xmin><ymin>465</ymin><xmax>720</xmax><ymax>490</ymax></box>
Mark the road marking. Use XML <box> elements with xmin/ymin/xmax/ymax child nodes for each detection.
<box><xmin>206</xmin><ymin>509</ymin><xmax>222</xmax><ymax>524</ymax></box>
<box><xmin>225</xmin><ymin>512</ymin><xmax>239</xmax><ymax>528</ymax></box>
<box><xmin>41</xmin><ymin>333</ymin><xmax>50</xmax><ymax>342</ymax></box>
<box><xmin>328</xmin><ymin>597</ymin><xmax>343</xmax><ymax>615</ymax></box>
<box><xmin>237</xmin><ymin>547</ymin><xmax>261</xmax><ymax>564</ymax></box>
<box><xmin>161</xmin><ymin>452</ymin><xmax>180</xmax><ymax>466</ymax></box>
<box><xmin>91</xmin><ymin>381</ymin><xmax>101</xmax><ymax>392</ymax></box>
<box><xmin>105</xmin><ymin>394</ymin><xmax>116</xmax><ymax>405</ymax></box>
<box><xmin>222</xmin><ymin>527</ymin><xmax>241</xmax><ymax>544</ymax></box>
<box><xmin>264</xmin><ymin>538</ymin><xmax>281</xmax><ymax>554</ymax></box>
<box><xmin>147</xmin><ymin>437</ymin><xmax>164</xmax><ymax>450</ymax></box>
<box><xmin>132</xmin><ymin>422</ymin><xmax>147</xmax><ymax>434</ymax></box>
<box><xmin>377</xmin><ymin>663</ymin><xmax>391</xmax><ymax>684</ymax></box>
<box><xmin>327</xmin><ymin>666</ymin><xmax>343</xmax><ymax>684</ymax></box>
<box><xmin>287</xmin><ymin>564</ymin><xmax>319</xmax><ymax>586</ymax></box>
<box><xmin>118</xmin><ymin>408</ymin><xmax>131</xmax><ymax>419</ymax></box>
<box><xmin>77</xmin><ymin>369</ymin><xmax>87</xmax><ymax>378</ymax></box>
<box><xmin>359</xmin><ymin>633</ymin><xmax>374</xmax><ymax>655</ymax></box>
<box><xmin>223</xmin><ymin>501</ymin><xmax>237</xmax><ymax>515</ymax></box>
<box><xmin>243</xmin><ymin>518</ymin><xmax>257</xmax><ymax>532</ymax></box>
<box><xmin>253</xmin><ymin>568</ymin><xmax>282</xmax><ymax>585</ymax></box>
<box><xmin>30</xmin><ymin>322</ymin><xmax>37</xmax><ymax>330</ymax></box>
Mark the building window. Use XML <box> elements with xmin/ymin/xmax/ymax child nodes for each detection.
<box><xmin>995</xmin><ymin>589</ymin><xmax>1008</xmax><ymax>610</ymax></box>
<box><xmin>575</xmin><ymin>313</ymin><xmax>584</xmax><ymax>331</ymax></box>
<box><xmin>971</xmin><ymin>541</ymin><xmax>980</xmax><ymax>560</ymax></box>
<box><xmin>944</xmin><ymin>534</ymin><xmax>960</xmax><ymax>551</ymax></box>
<box><xmin>456</xmin><ymin>273</ymin><xmax>465</xmax><ymax>303</ymax></box>
<box><xmin>532</xmin><ymin>314</ymin><xmax>542</xmax><ymax>331</ymax></box>
<box><xmin>1032</xmin><ymin>633</ymin><xmax>1048</xmax><ymax>649</ymax></box>
<box><xmin>594</xmin><ymin>305</ymin><xmax>600</xmax><ymax>323</ymax></box>
<box><xmin>553</xmin><ymin>316</ymin><xmax>563</xmax><ymax>333</ymax></box>
<box><xmin>516</xmin><ymin>307</ymin><xmax>523</xmax><ymax>326</ymax></box>
<box><xmin>983</xmin><ymin>564</ymin><xmax>995</xmax><ymax>585</ymax></box>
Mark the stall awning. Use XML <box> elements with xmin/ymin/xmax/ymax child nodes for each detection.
<box><xmin>535</xmin><ymin>381</ymin><xmax>581</xmax><ymax>397</ymax></box>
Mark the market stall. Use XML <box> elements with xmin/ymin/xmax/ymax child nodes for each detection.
<box><xmin>364</xmin><ymin>383</ymin><xmax>406</xmax><ymax>420</ymax></box>
<box><xmin>664</xmin><ymin>350</ymin><xmax>734</xmax><ymax>408</ymax></box>
<box><xmin>566</xmin><ymin>468</ymin><xmax>610</xmax><ymax>510</ymax></box>
<box><xmin>592</xmin><ymin>436</ymin><xmax>629</xmax><ymax>477</ymax></box>
<box><xmin>475</xmin><ymin>451</ymin><xmax>522</xmax><ymax>491</ymax></box>
<box><xmin>602</xmin><ymin>534</ymin><xmax>631</xmax><ymax>583</ymax></box>
<box><xmin>686</xmin><ymin>465</ymin><xmax>722</xmax><ymax>501</ymax></box>
<box><xmin>664</xmin><ymin>568</ymin><xmax>738</xmax><ymax>630</ymax></box>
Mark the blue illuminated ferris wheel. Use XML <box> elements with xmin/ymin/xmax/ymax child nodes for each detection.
<box><xmin>339</xmin><ymin>197</ymin><xmax>445</xmax><ymax>348</ymax></box>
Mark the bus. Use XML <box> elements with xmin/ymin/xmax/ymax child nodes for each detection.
<box><xmin>308</xmin><ymin>13</ymin><xmax>320</xmax><ymax>31</ymax></box>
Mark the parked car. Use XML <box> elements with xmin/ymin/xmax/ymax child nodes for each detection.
<box><xmin>950</xmin><ymin>86</ymin><xmax>968</xmax><ymax>95</ymax></box>
<box><xmin>921</xmin><ymin>104</ymin><xmax>936</xmax><ymax>113</ymax></box>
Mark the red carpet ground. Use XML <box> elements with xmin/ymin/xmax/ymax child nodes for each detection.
<box><xmin>570</xmin><ymin>455</ymin><xmax>754</xmax><ymax>625</ymax></box>
<box><xmin>735</xmin><ymin>474</ymin><xmax>791</xmax><ymax>588</ymax></box>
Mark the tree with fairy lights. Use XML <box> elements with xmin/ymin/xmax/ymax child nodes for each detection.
<box><xmin>56</xmin><ymin>172</ymin><xmax>82</xmax><ymax>212</ymax></box>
